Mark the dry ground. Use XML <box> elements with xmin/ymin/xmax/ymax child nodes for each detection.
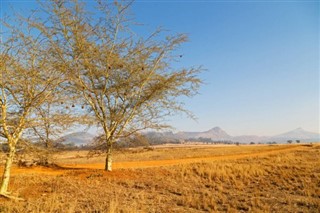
<box><xmin>0</xmin><ymin>144</ymin><xmax>319</xmax><ymax>212</ymax></box>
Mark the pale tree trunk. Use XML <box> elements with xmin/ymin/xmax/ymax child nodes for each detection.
<box><xmin>105</xmin><ymin>142</ymin><xmax>113</xmax><ymax>171</ymax></box>
<box><xmin>0</xmin><ymin>144</ymin><xmax>16</xmax><ymax>195</ymax></box>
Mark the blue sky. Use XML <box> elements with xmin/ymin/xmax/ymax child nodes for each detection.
<box><xmin>132</xmin><ymin>1</ymin><xmax>319</xmax><ymax>135</ymax></box>
<box><xmin>1</xmin><ymin>0</ymin><xmax>319</xmax><ymax>136</ymax></box>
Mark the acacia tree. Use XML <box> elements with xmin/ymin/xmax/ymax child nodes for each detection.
<box><xmin>32</xmin><ymin>103</ymin><xmax>68</xmax><ymax>149</ymax></box>
<box><xmin>25</xmin><ymin>98</ymin><xmax>87</xmax><ymax>165</ymax></box>
<box><xmin>32</xmin><ymin>0</ymin><xmax>202</xmax><ymax>171</ymax></box>
<box><xmin>0</xmin><ymin>18</ymin><xmax>67</xmax><ymax>197</ymax></box>
<box><xmin>31</xmin><ymin>94</ymin><xmax>88</xmax><ymax>148</ymax></box>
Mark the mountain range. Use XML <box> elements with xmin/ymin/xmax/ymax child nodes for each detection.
<box><xmin>174</xmin><ymin>127</ymin><xmax>319</xmax><ymax>143</ymax></box>
<box><xmin>59</xmin><ymin>127</ymin><xmax>320</xmax><ymax>146</ymax></box>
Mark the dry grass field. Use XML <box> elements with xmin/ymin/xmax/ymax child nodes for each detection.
<box><xmin>0</xmin><ymin>144</ymin><xmax>319</xmax><ymax>212</ymax></box>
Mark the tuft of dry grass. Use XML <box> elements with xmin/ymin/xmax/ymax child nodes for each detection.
<box><xmin>0</xmin><ymin>144</ymin><xmax>319</xmax><ymax>212</ymax></box>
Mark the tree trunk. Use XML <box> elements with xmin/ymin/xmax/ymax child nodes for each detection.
<box><xmin>105</xmin><ymin>143</ymin><xmax>113</xmax><ymax>171</ymax></box>
<box><xmin>0</xmin><ymin>146</ymin><xmax>16</xmax><ymax>194</ymax></box>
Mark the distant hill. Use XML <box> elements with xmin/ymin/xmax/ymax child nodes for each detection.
<box><xmin>175</xmin><ymin>127</ymin><xmax>231</xmax><ymax>141</ymax></box>
<box><xmin>143</xmin><ymin>131</ymin><xmax>179</xmax><ymax>145</ymax></box>
<box><xmin>58</xmin><ymin>132</ymin><xmax>95</xmax><ymax>146</ymax></box>
<box><xmin>270</xmin><ymin>128</ymin><xmax>320</xmax><ymax>142</ymax></box>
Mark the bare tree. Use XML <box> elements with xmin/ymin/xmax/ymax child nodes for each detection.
<box><xmin>26</xmin><ymin>101</ymin><xmax>86</xmax><ymax>165</ymax></box>
<box><xmin>31</xmin><ymin>0</ymin><xmax>202</xmax><ymax>171</ymax></box>
<box><xmin>31</xmin><ymin>96</ymin><xmax>89</xmax><ymax>148</ymax></box>
<box><xmin>0</xmin><ymin>18</ymin><xmax>67</xmax><ymax>198</ymax></box>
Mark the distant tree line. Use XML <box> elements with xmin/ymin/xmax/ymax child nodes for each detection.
<box><xmin>287</xmin><ymin>140</ymin><xmax>301</xmax><ymax>144</ymax></box>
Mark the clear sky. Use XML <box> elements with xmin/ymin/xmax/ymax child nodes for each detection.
<box><xmin>1</xmin><ymin>0</ymin><xmax>319</xmax><ymax>136</ymax></box>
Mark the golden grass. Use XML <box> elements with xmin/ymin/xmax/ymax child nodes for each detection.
<box><xmin>54</xmin><ymin>144</ymin><xmax>300</xmax><ymax>164</ymax></box>
<box><xmin>0</xmin><ymin>144</ymin><xmax>319</xmax><ymax>212</ymax></box>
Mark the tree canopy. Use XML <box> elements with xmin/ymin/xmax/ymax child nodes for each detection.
<box><xmin>29</xmin><ymin>0</ymin><xmax>202</xmax><ymax>171</ymax></box>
